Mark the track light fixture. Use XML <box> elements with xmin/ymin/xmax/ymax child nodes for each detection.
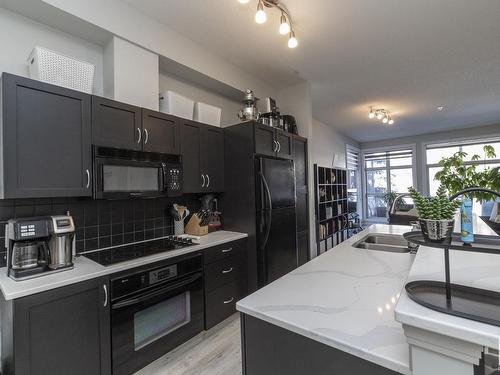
<box><xmin>368</xmin><ymin>108</ymin><xmax>395</xmax><ymax>125</ymax></box>
<box><xmin>238</xmin><ymin>0</ymin><xmax>298</xmax><ymax>49</ymax></box>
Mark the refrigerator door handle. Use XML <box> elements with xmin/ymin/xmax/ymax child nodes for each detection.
<box><xmin>258</xmin><ymin>171</ymin><xmax>273</xmax><ymax>250</ymax></box>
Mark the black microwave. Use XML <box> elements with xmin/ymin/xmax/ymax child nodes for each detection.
<box><xmin>93</xmin><ymin>147</ymin><xmax>183</xmax><ymax>199</ymax></box>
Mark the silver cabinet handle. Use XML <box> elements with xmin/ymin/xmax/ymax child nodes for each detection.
<box><xmin>136</xmin><ymin>128</ymin><xmax>142</xmax><ymax>144</ymax></box>
<box><xmin>223</xmin><ymin>297</ymin><xmax>234</xmax><ymax>304</ymax></box>
<box><xmin>201</xmin><ymin>174</ymin><xmax>206</xmax><ymax>187</ymax></box>
<box><xmin>206</xmin><ymin>174</ymin><xmax>210</xmax><ymax>188</ymax></box>
<box><xmin>222</xmin><ymin>267</ymin><xmax>233</xmax><ymax>274</ymax></box>
<box><xmin>85</xmin><ymin>169</ymin><xmax>90</xmax><ymax>189</ymax></box>
<box><xmin>143</xmin><ymin>128</ymin><xmax>149</xmax><ymax>144</ymax></box>
<box><xmin>221</xmin><ymin>247</ymin><xmax>233</xmax><ymax>253</ymax></box>
<box><xmin>277</xmin><ymin>141</ymin><xmax>281</xmax><ymax>153</ymax></box>
<box><xmin>273</xmin><ymin>140</ymin><xmax>278</xmax><ymax>152</ymax></box>
<box><xmin>103</xmin><ymin>284</ymin><xmax>108</xmax><ymax>307</ymax></box>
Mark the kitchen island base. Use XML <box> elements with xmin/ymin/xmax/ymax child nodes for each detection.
<box><xmin>240</xmin><ymin>314</ymin><xmax>402</xmax><ymax>375</ymax></box>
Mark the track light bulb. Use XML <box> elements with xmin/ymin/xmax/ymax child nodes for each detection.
<box><xmin>388</xmin><ymin>118</ymin><xmax>394</xmax><ymax>125</ymax></box>
<box><xmin>368</xmin><ymin>109</ymin><xmax>375</xmax><ymax>119</ymax></box>
<box><xmin>288</xmin><ymin>31</ymin><xmax>298</xmax><ymax>48</ymax></box>
<box><xmin>238</xmin><ymin>0</ymin><xmax>250</xmax><ymax>3</ymax></box>
<box><xmin>255</xmin><ymin>2</ymin><xmax>267</xmax><ymax>24</ymax></box>
<box><xmin>382</xmin><ymin>116</ymin><xmax>388</xmax><ymax>124</ymax></box>
<box><xmin>376</xmin><ymin>112</ymin><xmax>383</xmax><ymax>120</ymax></box>
<box><xmin>279</xmin><ymin>14</ymin><xmax>290</xmax><ymax>35</ymax></box>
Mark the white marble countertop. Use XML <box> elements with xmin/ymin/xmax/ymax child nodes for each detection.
<box><xmin>395</xmin><ymin>218</ymin><xmax>500</xmax><ymax>348</ymax></box>
<box><xmin>0</xmin><ymin>230</ymin><xmax>247</xmax><ymax>300</ymax></box>
<box><xmin>237</xmin><ymin>224</ymin><xmax>415</xmax><ymax>375</ymax></box>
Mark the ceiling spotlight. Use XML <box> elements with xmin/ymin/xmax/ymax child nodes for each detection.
<box><xmin>240</xmin><ymin>0</ymin><xmax>298</xmax><ymax>48</ymax></box>
<box><xmin>255</xmin><ymin>1</ymin><xmax>267</xmax><ymax>24</ymax></box>
<box><xmin>369</xmin><ymin>108</ymin><xmax>395</xmax><ymax>125</ymax></box>
<box><xmin>288</xmin><ymin>31</ymin><xmax>298</xmax><ymax>48</ymax></box>
<box><xmin>437</xmin><ymin>106</ymin><xmax>446</xmax><ymax>112</ymax></box>
<box><xmin>279</xmin><ymin>13</ymin><xmax>290</xmax><ymax>35</ymax></box>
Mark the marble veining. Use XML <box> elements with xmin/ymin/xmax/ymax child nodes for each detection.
<box><xmin>0</xmin><ymin>231</ymin><xmax>248</xmax><ymax>300</ymax></box>
<box><xmin>237</xmin><ymin>224</ymin><xmax>415</xmax><ymax>375</ymax></box>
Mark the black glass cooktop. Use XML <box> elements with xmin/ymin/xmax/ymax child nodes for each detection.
<box><xmin>83</xmin><ymin>236</ymin><xmax>194</xmax><ymax>266</ymax></box>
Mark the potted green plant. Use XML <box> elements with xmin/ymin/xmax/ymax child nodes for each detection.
<box><xmin>408</xmin><ymin>185</ymin><xmax>462</xmax><ymax>242</ymax></box>
<box><xmin>434</xmin><ymin>145</ymin><xmax>500</xmax><ymax>242</ymax></box>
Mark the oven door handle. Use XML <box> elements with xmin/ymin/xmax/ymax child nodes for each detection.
<box><xmin>111</xmin><ymin>272</ymin><xmax>202</xmax><ymax>310</ymax></box>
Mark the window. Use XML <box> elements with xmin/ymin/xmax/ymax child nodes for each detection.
<box><xmin>364</xmin><ymin>148</ymin><xmax>415</xmax><ymax>220</ymax></box>
<box><xmin>346</xmin><ymin>145</ymin><xmax>361</xmax><ymax>215</ymax></box>
<box><xmin>426</xmin><ymin>140</ymin><xmax>500</xmax><ymax>217</ymax></box>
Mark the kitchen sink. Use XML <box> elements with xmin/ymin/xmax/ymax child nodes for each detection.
<box><xmin>353</xmin><ymin>234</ymin><xmax>411</xmax><ymax>253</ymax></box>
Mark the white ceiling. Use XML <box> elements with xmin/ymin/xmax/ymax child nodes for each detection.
<box><xmin>122</xmin><ymin>0</ymin><xmax>500</xmax><ymax>142</ymax></box>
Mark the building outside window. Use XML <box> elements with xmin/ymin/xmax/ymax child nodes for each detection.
<box><xmin>426</xmin><ymin>140</ymin><xmax>500</xmax><ymax>217</ymax></box>
<box><xmin>363</xmin><ymin>147</ymin><xmax>416</xmax><ymax>221</ymax></box>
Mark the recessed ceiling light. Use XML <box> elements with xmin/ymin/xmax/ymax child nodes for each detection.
<box><xmin>437</xmin><ymin>106</ymin><xmax>446</xmax><ymax>112</ymax></box>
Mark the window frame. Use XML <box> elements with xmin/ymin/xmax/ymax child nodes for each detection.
<box><xmin>346</xmin><ymin>144</ymin><xmax>362</xmax><ymax>218</ymax></box>
<box><xmin>361</xmin><ymin>143</ymin><xmax>417</xmax><ymax>221</ymax></box>
<box><xmin>423</xmin><ymin>138</ymin><xmax>500</xmax><ymax>196</ymax></box>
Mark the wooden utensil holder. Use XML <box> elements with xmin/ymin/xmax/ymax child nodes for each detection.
<box><xmin>185</xmin><ymin>215</ymin><xmax>208</xmax><ymax>236</ymax></box>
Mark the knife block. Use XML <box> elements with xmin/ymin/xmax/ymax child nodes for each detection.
<box><xmin>185</xmin><ymin>215</ymin><xmax>208</xmax><ymax>236</ymax></box>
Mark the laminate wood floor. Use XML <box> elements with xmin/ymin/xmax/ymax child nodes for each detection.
<box><xmin>135</xmin><ymin>314</ymin><xmax>242</xmax><ymax>375</ymax></box>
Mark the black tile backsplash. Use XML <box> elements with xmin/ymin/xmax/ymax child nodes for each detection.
<box><xmin>0</xmin><ymin>195</ymin><xmax>204</xmax><ymax>265</ymax></box>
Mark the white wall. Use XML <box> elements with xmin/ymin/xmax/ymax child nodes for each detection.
<box><xmin>278</xmin><ymin>81</ymin><xmax>313</xmax><ymax>139</ymax></box>
<box><xmin>0</xmin><ymin>7</ymin><xmax>104</xmax><ymax>95</ymax></box>
<box><xmin>309</xmin><ymin>118</ymin><xmax>360</xmax><ymax>255</ymax></box>
<box><xmin>42</xmin><ymin>0</ymin><xmax>280</xmax><ymax>100</ymax></box>
<box><xmin>104</xmin><ymin>36</ymin><xmax>159</xmax><ymax>110</ymax></box>
<box><xmin>159</xmin><ymin>72</ymin><xmax>241</xmax><ymax>126</ymax></box>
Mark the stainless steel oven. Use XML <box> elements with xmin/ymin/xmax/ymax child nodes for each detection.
<box><xmin>93</xmin><ymin>146</ymin><xmax>183</xmax><ymax>199</ymax></box>
<box><xmin>110</xmin><ymin>254</ymin><xmax>204</xmax><ymax>375</ymax></box>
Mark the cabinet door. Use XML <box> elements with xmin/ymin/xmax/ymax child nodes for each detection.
<box><xmin>92</xmin><ymin>96</ymin><xmax>142</xmax><ymax>150</ymax></box>
<box><xmin>14</xmin><ymin>277</ymin><xmax>111</xmax><ymax>375</ymax></box>
<box><xmin>292</xmin><ymin>136</ymin><xmax>308</xmax><ymax>188</ymax></box>
<box><xmin>276</xmin><ymin>130</ymin><xmax>293</xmax><ymax>159</ymax></box>
<box><xmin>142</xmin><ymin>109</ymin><xmax>181</xmax><ymax>154</ymax></box>
<box><xmin>254</xmin><ymin>124</ymin><xmax>277</xmax><ymax>157</ymax></box>
<box><xmin>2</xmin><ymin>74</ymin><xmax>92</xmax><ymax>198</ymax></box>
<box><xmin>180</xmin><ymin>120</ymin><xmax>203</xmax><ymax>193</ymax></box>
<box><xmin>201</xmin><ymin>126</ymin><xmax>224</xmax><ymax>192</ymax></box>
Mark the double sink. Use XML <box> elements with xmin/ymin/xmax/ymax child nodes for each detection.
<box><xmin>353</xmin><ymin>234</ymin><xmax>413</xmax><ymax>253</ymax></box>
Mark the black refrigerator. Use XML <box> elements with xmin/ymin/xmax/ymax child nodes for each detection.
<box><xmin>255</xmin><ymin>157</ymin><xmax>298</xmax><ymax>286</ymax></box>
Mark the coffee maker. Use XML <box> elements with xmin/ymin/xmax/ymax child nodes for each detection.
<box><xmin>5</xmin><ymin>215</ymin><xmax>76</xmax><ymax>280</ymax></box>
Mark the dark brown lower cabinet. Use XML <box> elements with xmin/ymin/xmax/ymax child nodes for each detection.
<box><xmin>204</xmin><ymin>239</ymin><xmax>248</xmax><ymax>329</ymax></box>
<box><xmin>0</xmin><ymin>277</ymin><xmax>111</xmax><ymax>375</ymax></box>
<box><xmin>241</xmin><ymin>314</ymin><xmax>402</xmax><ymax>375</ymax></box>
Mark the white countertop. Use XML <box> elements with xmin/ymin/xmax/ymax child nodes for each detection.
<box><xmin>395</xmin><ymin>218</ymin><xmax>500</xmax><ymax>348</ymax></box>
<box><xmin>237</xmin><ymin>224</ymin><xmax>414</xmax><ymax>375</ymax></box>
<box><xmin>0</xmin><ymin>231</ymin><xmax>247</xmax><ymax>300</ymax></box>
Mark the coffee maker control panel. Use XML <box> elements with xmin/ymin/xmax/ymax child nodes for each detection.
<box><xmin>10</xmin><ymin>219</ymin><xmax>49</xmax><ymax>240</ymax></box>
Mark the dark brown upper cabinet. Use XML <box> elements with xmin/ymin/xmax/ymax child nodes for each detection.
<box><xmin>180</xmin><ymin>120</ymin><xmax>224</xmax><ymax>193</ymax></box>
<box><xmin>0</xmin><ymin>73</ymin><xmax>92</xmax><ymax>199</ymax></box>
<box><xmin>142</xmin><ymin>109</ymin><xmax>181</xmax><ymax>154</ymax></box>
<box><xmin>92</xmin><ymin>98</ymin><xmax>181</xmax><ymax>155</ymax></box>
<box><xmin>254</xmin><ymin>123</ymin><xmax>293</xmax><ymax>159</ymax></box>
<box><xmin>92</xmin><ymin>96</ymin><xmax>142</xmax><ymax>151</ymax></box>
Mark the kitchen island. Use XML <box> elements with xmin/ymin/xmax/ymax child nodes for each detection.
<box><xmin>237</xmin><ymin>221</ymin><xmax>500</xmax><ymax>375</ymax></box>
<box><xmin>237</xmin><ymin>224</ymin><xmax>414</xmax><ymax>375</ymax></box>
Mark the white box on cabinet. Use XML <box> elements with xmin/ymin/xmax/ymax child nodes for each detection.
<box><xmin>194</xmin><ymin>101</ymin><xmax>221</xmax><ymax>126</ymax></box>
<box><xmin>159</xmin><ymin>91</ymin><xmax>194</xmax><ymax>120</ymax></box>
